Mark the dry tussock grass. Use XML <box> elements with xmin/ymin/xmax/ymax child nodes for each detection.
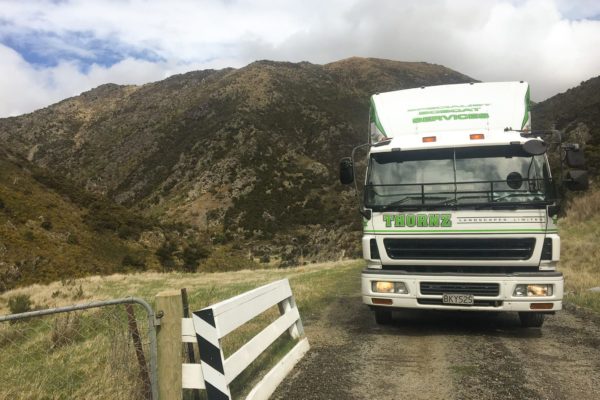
<box><xmin>561</xmin><ymin>188</ymin><xmax>600</xmax><ymax>226</ymax></box>
<box><xmin>559</xmin><ymin>188</ymin><xmax>600</xmax><ymax>310</ymax></box>
<box><xmin>0</xmin><ymin>260</ymin><xmax>356</xmax><ymax>315</ymax></box>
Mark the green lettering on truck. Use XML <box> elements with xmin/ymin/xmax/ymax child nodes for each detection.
<box><xmin>381</xmin><ymin>213</ymin><xmax>453</xmax><ymax>228</ymax></box>
<box><xmin>383</xmin><ymin>215</ymin><xmax>393</xmax><ymax>227</ymax></box>
<box><xmin>412</xmin><ymin>113</ymin><xmax>489</xmax><ymax>124</ymax></box>
<box><xmin>441</xmin><ymin>214</ymin><xmax>452</xmax><ymax>227</ymax></box>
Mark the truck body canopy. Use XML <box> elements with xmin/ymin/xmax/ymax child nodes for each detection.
<box><xmin>370</xmin><ymin>81</ymin><xmax>531</xmax><ymax>144</ymax></box>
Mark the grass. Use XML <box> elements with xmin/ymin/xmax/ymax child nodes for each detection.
<box><xmin>0</xmin><ymin>260</ymin><xmax>364</xmax><ymax>399</ymax></box>
<box><xmin>559</xmin><ymin>187</ymin><xmax>600</xmax><ymax>312</ymax></box>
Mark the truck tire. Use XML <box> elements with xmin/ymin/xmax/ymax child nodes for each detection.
<box><xmin>374</xmin><ymin>309</ymin><xmax>393</xmax><ymax>325</ymax></box>
<box><xmin>519</xmin><ymin>312</ymin><xmax>545</xmax><ymax>328</ymax></box>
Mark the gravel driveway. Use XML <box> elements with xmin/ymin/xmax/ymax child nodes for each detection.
<box><xmin>273</xmin><ymin>297</ymin><xmax>600</xmax><ymax>400</ymax></box>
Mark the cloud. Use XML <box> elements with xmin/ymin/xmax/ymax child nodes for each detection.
<box><xmin>0</xmin><ymin>43</ymin><xmax>181</xmax><ymax>116</ymax></box>
<box><xmin>243</xmin><ymin>0</ymin><xmax>600</xmax><ymax>100</ymax></box>
<box><xmin>0</xmin><ymin>0</ymin><xmax>599</xmax><ymax>116</ymax></box>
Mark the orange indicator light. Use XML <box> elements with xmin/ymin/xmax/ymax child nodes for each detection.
<box><xmin>372</xmin><ymin>298</ymin><xmax>393</xmax><ymax>305</ymax></box>
<box><xmin>422</xmin><ymin>136</ymin><xmax>437</xmax><ymax>143</ymax></box>
<box><xmin>470</xmin><ymin>133</ymin><xmax>485</xmax><ymax>140</ymax></box>
<box><xmin>530</xmin><ymin>303</ymin><xmax>553</xmax><ymax>310</ymax></box>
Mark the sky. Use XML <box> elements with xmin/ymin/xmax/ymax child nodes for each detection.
<box><xmin>0</xmin><ymin>0</ymin><xmax>599</xmax><ymax>117</ymax></box>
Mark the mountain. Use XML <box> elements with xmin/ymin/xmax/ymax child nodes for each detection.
<box><xmin>532</xmin><ymin>76</ymin><xmax>600</xmax><ymax>175</ymax></box>
<box><xmin>0</xmin><ymin>58</ymin><xmax>475</xmax><ymax>277</ymax></box>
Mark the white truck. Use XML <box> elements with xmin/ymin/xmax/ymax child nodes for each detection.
<box><xmin>340</xmin><ymin>82</ymin><xmax>588</xmax><ymax>327</ymax></box>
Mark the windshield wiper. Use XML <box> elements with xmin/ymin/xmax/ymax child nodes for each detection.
<box><xmin>443</xmin><ymin>195</ymin><xmax>489</xmax><ymax>205</ymax></box>
<box><xmin>475</xmin><ymin>200</ymin><xmax>551</xmax><ymax>210</ymax></box>
<box><xmin>382</xmin><ymin>196</ymin><xmax>451</xmax><ymax>208</ymax></box>
<box><xmin>492</xmin><ymin>192</ymin><xmax>543</xmax><ymax>202</ymax></box>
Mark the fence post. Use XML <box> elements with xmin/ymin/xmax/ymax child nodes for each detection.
<box><xmin>126</xmin><ymin>304</ymin><xmax>152</xmax><ymax>399</ymax></box>
<box><xmin>277</xmin><ymin>297</ymin><xmax>304</xmax><ymax>339</ymax></box>
<box><xmin>156</xmin><ymin>290</ymin><xmax>183</xmax><ymax>400</ymax></box>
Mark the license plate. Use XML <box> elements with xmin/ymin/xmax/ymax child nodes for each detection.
<box><xmin>442</xmin><ymin>293</ymin><xmax>474</xmax><ymax>305</ymax></box>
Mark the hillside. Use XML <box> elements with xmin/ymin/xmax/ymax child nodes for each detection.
<box><xmin>0</xmin><ymin>147</ymin><xmax>216</xmax><ymax>291</ymax></box>
<box><xmin>531</xmin><ymin>75</ymin><xmax>600</xmax><ymax>175</ymax></box>
<box><xmin>0</xmin><ymin>58</ymin><xmax>474</xmax><ymax>268</ymax></box>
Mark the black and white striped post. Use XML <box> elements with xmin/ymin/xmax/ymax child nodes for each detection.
<box><xmin>193</xmin><ymin>308</ymin><xmax>231</xmax><ymax>399</ymax></box>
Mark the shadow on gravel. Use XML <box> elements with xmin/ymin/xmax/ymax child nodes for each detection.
<box><xmin>345</xmin><ymin>299</ymin><xmax>545</xmax><ymax>339</ymax></box>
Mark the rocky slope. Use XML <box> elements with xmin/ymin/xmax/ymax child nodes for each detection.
<box><xmin>0</xmin><ymin>58</ymin><xmax>474</xmax><ymax>269</ymax></box>
<box><xmin>531</xmin><ymin>75</ymin><xmax>600</xmax><ymax>175</ymax></box>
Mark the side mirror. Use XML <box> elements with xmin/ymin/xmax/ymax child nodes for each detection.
<box><xmin>360</xmin><ymin>208</ymin><xmax>372</xmax><ymax>220</ymax></box>
<box><xmin>339</xmin><ymin>157</ymin><xmax>354</xmax><ymax>185</ymax></box>
<box><xmin>565</xmin><ymin>147</ymin><xmax>586</xmax><ymax>168</ymax></box>
<box><xmin>565</xmin><ymin>170</ymin><xmax>589</xmax><ymax>191</ymax></box>
<box><xmin>547</xmin><ymin>204</ymin><xmax>561</xmax><ymax>218</ymax></box>
<box><xmin>522</xmin><ymin>139</ymin><xmax>547</xmax><ymax>155</ymax></box>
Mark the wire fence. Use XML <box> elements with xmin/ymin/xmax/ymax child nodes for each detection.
<box><xmin>0</xmin><ymin>298</ymin><xmax>157</xmax><ymax>400</ymax></box>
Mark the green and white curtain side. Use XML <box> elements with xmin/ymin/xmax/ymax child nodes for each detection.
<box><xmin>370</xmin><ymin>96</ymin><xmax>387</xmax><ymax>143</ymax></box>
<box><xmin>521</xmin><ymin>86</ymin><xmax>531</xmax><ymax>131</ymax></box>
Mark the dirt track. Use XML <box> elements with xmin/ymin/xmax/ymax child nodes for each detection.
<box><xmin>273</xmin><ymin>296</ymin><xmax>600</xmax><ymax>400</ymax></box>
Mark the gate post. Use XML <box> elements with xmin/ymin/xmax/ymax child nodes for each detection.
<box><xmin>156</xmin><ymin>290</ymin><xmax>183</xmax><ymax>399</ymax></box>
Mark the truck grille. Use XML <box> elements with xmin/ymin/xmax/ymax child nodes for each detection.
<box><xmin>383</xmin><ymin>238</ymin><xmax>535</xmax><ymax>260</ymax></box>
<box><xmin>420</xmin><ymin>282</ymin><xmax>500</xmax><ymax>297</ymax></box>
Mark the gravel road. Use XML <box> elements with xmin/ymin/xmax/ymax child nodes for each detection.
<box><xmin>273</xmin><ymin>296</ymin><xmax>600</xmax><ymax>400</ymax></box>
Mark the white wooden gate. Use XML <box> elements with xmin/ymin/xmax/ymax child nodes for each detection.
<box><xmin>181</xmin><ymin>279</ymin><xmax>309</xmax><ymax>399</ymax></box>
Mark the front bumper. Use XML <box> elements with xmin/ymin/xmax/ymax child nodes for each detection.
<box><xmin>362</xmin><ymin>269</ymin><xmax>563</xmax><ymax>312</ymax></box>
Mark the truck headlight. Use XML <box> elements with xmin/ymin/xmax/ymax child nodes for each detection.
<box><xmin>513</xmin><ymin>284</ymin><xmax>553</xmax><ymax>297</ymax></box>
<box><xmin>372</xmin><ymin>281</ymin><xmax>409</xmax><ymax>294</ymax></box>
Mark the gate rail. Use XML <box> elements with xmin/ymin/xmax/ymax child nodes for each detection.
<box><xmin>0</xmin><ymin>297</ymin><xmax>158</xmax><ymax>400</ymax></box>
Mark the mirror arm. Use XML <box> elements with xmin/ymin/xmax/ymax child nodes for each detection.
<box><xmin>351</xmin><ymin>142</ymin><xmax>372</xmax><ymax>219</ymax></box>
<box><xmin>359</xmin><ymin>208</ymin><xmax>372</xmax><ymax>219</ymax></box>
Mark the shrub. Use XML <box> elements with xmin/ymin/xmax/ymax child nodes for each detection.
<box><xmin>182</xmin><ymin>242</ymin><xmax>210</xmax><ymax>272</ymax></box>
<box><xmin>200</xmin><ymin>248</ymin><xmax>260</xmax><ymax>273</ymax></box>
<box><xmin>0</xmin><ymin>197</ymin><xmax>4</xmax><ymax>209</ymax></box>
<box><xmin>117</xmin><ymin>224</ymin><xmax>141</xmax><ymax>240</ymax></box>
<box><xmin>122</xmin><ymin>254</ymin><xmax>146</xmax><ymax>270</ymax></box>
<box><xmin>279</xmin><ymin>258</ymin><xmax>298</xmax><ymax>269</ymax></box>
<box><xmin>156</xmin><ymin>241</ymin><xmax>177</xmax><ymax>270</ymax></box>
<box><xmin>8</xmin><ymin>294</ymin><xmax>32</xmax><ymax>314</ymax></box>
<box><xmin>23</xmin><ymin>230</ymin><xmax>35</xmax><ymax>241</ymax></box>
<box><xmin>211</xmin><ymin>232</ymin><xmax>230</xmax><ymax>244</ymax></box>
<box><xmin>50</xmin><ymin>314</ymin><xmax>82</xmax><ymax>349</ymax></box>
<box><xmin>72</xmin><ymin>284</ymin><xmax>84</xmax><ymax>300</ymax></box>
<box><xmin>66</xmin><ymin>234</ymin><xmax>79</xmax><ymax>245</ymax></box>
<box><xmin>41</xmin><ymin>220</ymin><xmax>53</xmax><ymax>230</ymax></box>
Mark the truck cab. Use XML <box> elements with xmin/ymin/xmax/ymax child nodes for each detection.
<box><xmin>340</xmin><ymin>82</ymin><xmax>588</xmax><ymax>327</ymax></box>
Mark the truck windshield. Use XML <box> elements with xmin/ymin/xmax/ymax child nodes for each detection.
<box><xmin>365</xmin><ymin>145</ymin><xmax>553</xmax><ymax>210</ymax></box>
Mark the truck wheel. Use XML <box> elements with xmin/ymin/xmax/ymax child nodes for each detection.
<box><xmin>519</xmin><ymin>312</ymin><xmax>545</xmax><ymax>328</ymax></box>
<box><xmin>374</xmin><ymin>309</ymin><xmax>393</xmax><ymax>325</ymax></box>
